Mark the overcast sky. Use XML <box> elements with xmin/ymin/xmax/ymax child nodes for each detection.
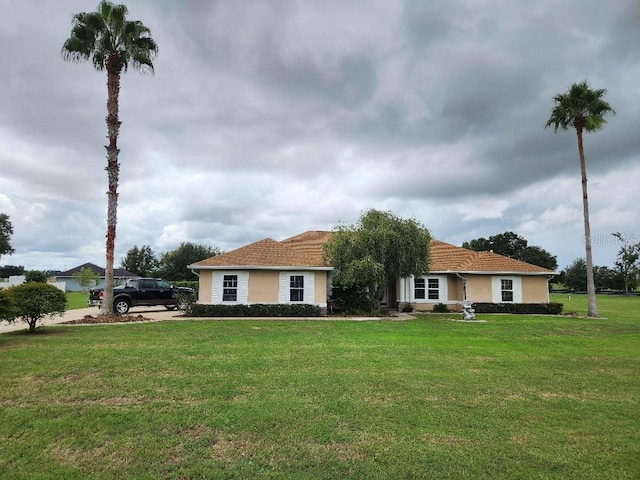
<box><xmin>1</xmin><ymin>0</ymin><xmax>638</xmax><ymax>274</ymax></box>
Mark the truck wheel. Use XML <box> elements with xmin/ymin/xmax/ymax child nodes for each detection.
<box><xmin>114</xmin><ymin>299</ymin><xmax>131</xmax><ymax>314</ymax></box>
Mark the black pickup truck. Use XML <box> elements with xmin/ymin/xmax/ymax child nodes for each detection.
<box><xmin>88</xmin><ymin>278</ymin><xmax>194</xmax><ymax>314</ymax></box>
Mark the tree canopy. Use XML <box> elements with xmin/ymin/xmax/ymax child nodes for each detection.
<box><xmin>158</xmin><ymin>242</ymin><xmax>220</xmax><ymax>281</ymax></box>
<box><xmin>121</xmin><ymin>245</ymin><xmax>159</xmax><ymax>277</ymax></box>
<box><xmin>73</xmin><ymin>267</ymin><xmax>101</xmax><ymax>293</ymax></box>
<box><xmin>3</xmin><ymin>283</ymin><xmax>67</xmax><ymax>332</ymax></box>
<box><xmin>323</xmin><ymin>209</ymin><xmax>431</xmax><ymax>313</ymax></box>
<box><xmin>462</xmin><ymin>231</ymin><xmax>557</xmax><ymax>271</ymax></box>
<box><xmin>612</xmin><ymin>232</ymin><xmax>640</xmax><ymax>295</ymax></box>
<box><xmin>0</xmin><ymin>214</ymin><xmax>15</xmax><ymax>260</ymax></box>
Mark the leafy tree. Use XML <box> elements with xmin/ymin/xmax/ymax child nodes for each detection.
<box><xmin>593</xmin><ymin>265</ymin><xmax>616</xmax><ymax>291</ymax></box>
<box><xmin>561</xmin><ymin>258</ymin><xmax>587</xmax><ymax>292</ymax></box>
<box><xmin>62</xmin><ymin>1</ymin><xmax>158</xmax><ymax>315</ymax></box>
<box><xmin>73</xmin><ymin>267</ymin><xmax>101</xmax><ymax>293</ymax></box>
<box><xmin>611</xmin><ymin>232</ymin><xmax>640</xmax><ymax>295</ymax></box>
<box><xmin>121</xmin><ymin>244</ymin><xmax>159</xmax><ymax>277</ymax></box>
<box><xmin>4</xmin><ymin>283</ymin><xmax>67</xmax><ymax>332</ymax></box>
<box><xmin>0</xmin><ymin>265</ymin><xmax>25</xmax><ymax>278</ymax></box>
<box><xmin>25</xmin><ymin>270</ymin><xmax>48</xmax><ymax>283</ymax></box>
<box><xmin>0</xmin><ymin>289</ymin><xmax>13</xmax><ymax>321</ymax></box>
<box><xmin>0</xmin><ymin>213</ymin><xmax>15</xmax><ymax>260</ymax></box>
<box><xmin>462</xmin><ymin>231</ymin><xmax>558</xmax><ymax>270</ymax></box>
<box><xmin>158</xmin><ymin>242</ymin><xmax>220</xmax><ymax>281</ymax></box>
<box><xmin>323</xmin><ymin>209</ymin><xmax>431</xmax><ymax>313</ymax></box>
<box><xmin>545</xmin><ymin>81</ymin><xmax>616</xmax><ymax>317</ymax></box>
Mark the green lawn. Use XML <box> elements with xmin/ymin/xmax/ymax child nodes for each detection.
<box><xmin>66</xmin><ymin>291</ymin><xmax>90</xmax><ymax>310</ymax></box>
<box><xmin>0</xmin><ymin>296</ymin><xmax>638</xmax><ymax>479</ymax></box>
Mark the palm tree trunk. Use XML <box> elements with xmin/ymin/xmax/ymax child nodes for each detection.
<box><xmin>101</xmin><ymin>54</ymin><xmax>123</xmax><ymax>315</ymax></box>
<box><xmin>576</xmin><ymin>127</ymin><xmax>598</xmax><ymax>317</ymax></box>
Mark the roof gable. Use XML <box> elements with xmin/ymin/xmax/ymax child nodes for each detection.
<box><xmin>191</xmin><ymin>236</ymin><xmax>330</xmax><ymax>268</ymax></box>
<box><xmin>56</xmin><ymin>262</ymin><xmax>137</xmax><ymax>278</ymax></box>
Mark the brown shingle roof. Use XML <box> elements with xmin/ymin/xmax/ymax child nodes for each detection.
<box><xmin>190</xmin><ymin>235</ymin><xmax>330</xmax><ymax>268</ymax></box>
<box><xmin>191</xmin><ymin>232</ymin><xmax>555</xmax><ymax>274</ymax></box>
<box><xmin>429</xmin><ymin>240</ymin><xmax>554</xmax><ymax>274</ymax></box>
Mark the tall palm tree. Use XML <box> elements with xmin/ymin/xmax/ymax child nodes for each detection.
<box><xmin>62</xmin><ymin>1</ymin><xmax>158</xmax><ymax>315</ymax></box>
<box><xmin>545</xmin><ymin>81</ymin><xmax>615</xmax><ymax>317</ymax></box>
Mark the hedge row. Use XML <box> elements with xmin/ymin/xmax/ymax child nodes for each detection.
<box><xmin>172</xmin><ymin>281</ymin><xmax>199</xmax><ymax>297</ymax></box>
<box><xmin>188</xmin><ymin>303</ymin><xmax>323</xmax><ymax>317</ymax></box>
<box><xmin>472</xmin><ymin>302</ymin><xmax>563</xmax><ymax>315</ymax></box>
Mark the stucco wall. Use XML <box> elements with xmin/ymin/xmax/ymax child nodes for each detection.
<box><xmin>314</xmin><ymin>271</ymin><xmax>328</xmax><ymax>305</ymax></box>
<box><xmin>198</xmin><ymin>269</ymin><xmax>328</xmax><ymax>305</ymax></box>
<box><xmin>198</xmin><ymin>271</ymin><xmax>212</xmax><ymax>303</ymax></box>
<box><xmin>522</xmin><ymin>276</ymin><xmax>550</xmax><ymax>303</ymax></box>
<box><xmin>466</xmin><ymin>275</ymin><xmax>493</xmax><ymax>303</ymax></box>
<box><xmin>247</xmin><ymin>271</ymin><xmax>279</xmax><ymax>303</ymax></box>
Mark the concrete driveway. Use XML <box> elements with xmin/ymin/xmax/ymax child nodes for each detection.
<box><xmin>0</xmin><ymin>306</ymin><xmax>184</xmax><ymax>334</ymax></box>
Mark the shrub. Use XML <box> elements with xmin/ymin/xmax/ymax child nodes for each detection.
<box><xmin>329</xmin><ymin>284</ymin><xmax>369</xmax><ymax>314</ymax></box>
<box><xmin>0</xmin><ymin>288</ymin><xmax>13</xmax><ymax>321</ymax></box>
<box><xmin>472</xmin><ymin>302</ymin><xmax>563</xmax><ymax>315</ymax></box>
<box><xmin>188</xmin><ymin>303</ymin><xmax>322</xmax><ymax>317</ymax></box>
<box><xmin>4</xmin><ymin>283</ymin><xmax>67</xmax><ymax>332</ymax></box>
<box><xmin>400</xmin><ymin>302</ymin><xmax>414</xmax><ymax>313</ymax></box>
<box><xmin>25</xmin><ymin>270</ymin><xmax>48</xmax><ymax>283</ymax></box>
<box><xmin>172</xmin><ymin>281</ymin><xmax>199</xmax><ymax>298</ymax></box>
<box><xmin>432</xmin><ymin>303</ymin><xmax>449</xmax><ymax>313</ymax></box>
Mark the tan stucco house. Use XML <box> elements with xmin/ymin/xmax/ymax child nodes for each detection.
<box><xmin>189</xmin><ymin>231</ymin><xmax>555</xmax><ymax>312</ymax></box>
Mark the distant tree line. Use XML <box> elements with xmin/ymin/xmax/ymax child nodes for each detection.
<box><xmin>558</xmin><ymin>233</ymin><xmax>640</xmax><ymax>294</ymax></box>
<box><xmin>463</xmin><ymin>230</ymin><xmax>639</xmax><ymax>295</ymax></box>
<box><xmin>462</xmin><ymin>231</ymin><xmax>558</xmax><ymax>271</ymax></box>
<box><xmin>120</xmin><ymin>242</ymin><xmax>220</xmax><ymax>282</ymax></box>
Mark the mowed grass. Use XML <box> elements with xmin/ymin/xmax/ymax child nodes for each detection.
<box><xmin>66</xmin><ymin>291</ymin><xmax>89</xmax><ymax>310</ymax></box>
<box><xmin>0</xmin><ymin>297</ymin><xmax>638</xmax><ymax>479</ymax></box>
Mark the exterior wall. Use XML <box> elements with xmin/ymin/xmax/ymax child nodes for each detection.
<box><xmin>199</xmin><ymin>269</ymin><xmax>328</xmax><ymax>306</ymax></box>
<box><xmin>314</xmin><ymin>272</ymin><xmax>328</xmax><ymax>306</ymax></box>
<box><xmin>522</xmin><ymin>276</ymin><xmax>550</xmax><ymax>303</ymax></box>
<box><xmin>467</xmin><ymin>274</ymin><xmax>549</xmax><ymax>303</ymax></box>
<box><xmin>248</xmin><ymin>271</ymin><xmax>279</xmax><ymax>303</ymax></box>
<box><xmin>400</xmin><ymin>274</ymin><xmax>462</xmax><ymax>312</ymax></box>
<box><xmin>448</xmin><ymin>276</ymin><xmax>463</xmax><ymax>302</ymax></box>
<box><xmin>466</xmin><ymin>275</ymin><xmax>493</xmax><ymax>303</ymax></box>
<box><xmin>198</xmin><ymin>271</ymin><xmax>213</xmax><ymax>303</ymax></box>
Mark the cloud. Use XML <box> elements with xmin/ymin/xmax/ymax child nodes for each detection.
<box><xmin>0</xmin><ymin>0</ymin><xmax>637</xmax><ymax>273</ymax></box>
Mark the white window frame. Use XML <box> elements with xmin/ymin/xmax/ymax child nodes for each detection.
<box><xmin>222</xmin><ymin>274</ymin><xmax>238</xmax><ymax>302</ymax></box>
<box><xmin>279</xmin><ymin>272</ymin><xmax>315</xmax><ymax>304</ymax></box>
<box><xmin>212</xmin><ymin>271</ymin><xmax>248</xmax><ymax>304</ymax></box>
<box><xmin>492</xmin><ymin>276</ymin><xmax>522</xmax><ymax>303</ymax></box>
<box><xmin>411</xmin><ymin>275</ymin><xmax>447</xmax><ymax>303</ymax></box>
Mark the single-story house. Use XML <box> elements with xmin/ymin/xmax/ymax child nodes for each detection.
<box><xmin>55</xmin><ymin>263</ymin><xmax>138</xmax><ymax>292</ymax></box>
<box><xmin>189</xmin><ymin>231</ymin><xmax>556</xmax><ymax>312</ymax></box>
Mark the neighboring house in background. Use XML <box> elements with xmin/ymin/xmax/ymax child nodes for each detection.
<box><xmin>189</xmin><ymin>231</ymin><xmax>556</xmax><ymax>313</ymax></box>
<box><xmin>0</xmin><ymin>275</ymin><xmax>66</xmax><ymax>292</ymax></box>
<box><xmin>55</xmin><ymin>263</ymin><xmax>138</xmax><ymax>292</ymax></box>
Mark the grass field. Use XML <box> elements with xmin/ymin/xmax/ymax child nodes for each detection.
<box><xmin>66</xmin><ymin>291</ymin><xmax>89</xmax><ymax>310</ymax></box>
<box><xmin>1</xmin><ymin>295</ymin><xmax>638</xmax><ymax>479</ymax></box>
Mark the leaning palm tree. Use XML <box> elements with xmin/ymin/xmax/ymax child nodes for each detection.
<box><xmin>545</xmin><ymin>81</ymin><xmax>615</xmax><ymax>317</ymax></box>
<box><xmin>62</xmin><ymin>1</ymin><xmax>158</xmax><ymax>315</ymax></box>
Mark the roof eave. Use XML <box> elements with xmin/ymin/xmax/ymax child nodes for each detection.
<box><xmin>188</xmin><ymin>264</ymin><xmax>333</xmax><ymax>271</ymax></box>
<box><xmin>431</xmin><ymin>270</ymin><xmax>557</xmax><ymax>276</ymax></box>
